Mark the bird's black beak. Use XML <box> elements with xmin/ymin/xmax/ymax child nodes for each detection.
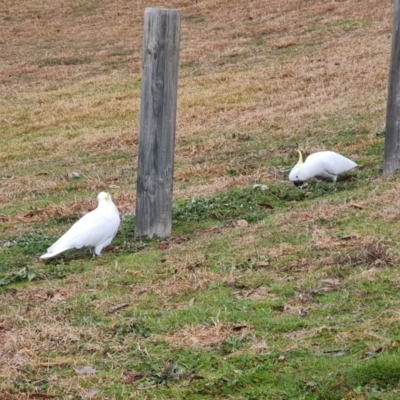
<box><xmin>293</xmin><ymin>180</ymin><xmax>304</xmax><ymax>187</ymax></box>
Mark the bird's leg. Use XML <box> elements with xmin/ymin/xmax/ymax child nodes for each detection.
<box><xmin>93</xmin><ymin>247</ymin><xmax>102</xmax><ymax>257</ymax></box>
<box><xmin>90</xmin><ymin>249</ymin><xmax>101</xmax><ymax>258</ymax></box>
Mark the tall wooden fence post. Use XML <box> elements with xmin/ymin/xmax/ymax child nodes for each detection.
<box><xmin>384</xmin><ymin>0</ymin><xmax>400</xmax><ymax>174</ymax></box>
<box><xmin>135</xmin><ymin>8</ymin><xmax>181</xmax><ymax>238</ymax></box>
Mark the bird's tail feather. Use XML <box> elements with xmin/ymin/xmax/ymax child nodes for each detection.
<box><xmin>40</xmin><ymin>246</ymin><xmax>71</xmax><ymax>259</ymax></box>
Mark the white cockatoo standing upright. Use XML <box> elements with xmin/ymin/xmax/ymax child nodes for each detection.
<box><xmin>40</xmin><ymin>192</ymin><xmax>120</xmax><ymax>259</ymax></box>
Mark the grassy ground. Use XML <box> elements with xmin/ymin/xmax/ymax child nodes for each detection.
<box><xmin>0</xmin><ymin>0</ymin><xmax>399</xmax><ymax>398</ymax></box>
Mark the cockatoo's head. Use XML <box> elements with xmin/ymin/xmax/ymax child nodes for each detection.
<box><xmin>288</xmin><ymin>150</ymin><xmax>304</xmax><ymax>186</ymax></box>
<box><xmin>97</xmin><ymin>192</ymin><xmax>111</xmax><ymax>203</ymax></box>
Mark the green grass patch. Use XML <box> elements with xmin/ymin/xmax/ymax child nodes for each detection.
<box><xmin>172</xmin><ymin>182</ymin><xmax>359</xmax><ymax>233</ymax></box>
<box><xmin>107</xmin><ymin>49</ymin><xmax>136</xmax><ymax>57</ymax></box>
<box><xmin>184</xmin><ymin>15</ymin><xmax>206</xmax><ymax>24</ymax></box>
<box><xmin>304</xmin><ymin>19</ymin><xmax>370</xmax><ymax>34</ymax></box>
<box><xmin>37</xmin><ymin>57</ymin><xmax>92</xmax><ymax>67</ymax></box>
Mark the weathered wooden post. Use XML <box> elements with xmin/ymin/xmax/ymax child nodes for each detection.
<box><xmin>135</xmin><ymin>8</ymin><xmax>181</xmax><ymax>237</ymax></box>
<box><xmin>384</xmin><ymin>0</ymin><xmax>400</xmax><ymax>174</ymax></box>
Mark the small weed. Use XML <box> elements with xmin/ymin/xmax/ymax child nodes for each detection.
<box><xmin>112</xmin><ymin>318</ymin><xmax>151</xmax><ymax>338</ymax></box>
<box><xmin>219</xmin><ymin>260</ymin><xmax>259</xmax><ymax>272</ymax></box>
<box><xmin>0</xmin><ymin>267</ymin><xmax>36</xmax><ymax>287</ymax></box>
<box><xmin>220</xmin><ymin>334</ymin><xmax>252</xmax><ymax>355</ymax></box>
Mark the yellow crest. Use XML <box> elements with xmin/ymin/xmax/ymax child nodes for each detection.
<box><xmin>297</xmin><ymin>150</ymin><xmax>304</xmax><ymax>165</ymax></box>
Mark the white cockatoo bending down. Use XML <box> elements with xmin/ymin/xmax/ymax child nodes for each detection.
<box><xmin>40</xmin><ymin>192</ymin><xmax>120</xmax><ymax>259</ymax></box>
<box><xmin>289</xmin><ymin>150</ymin><xmax>357</xmax><ymax>186</ymax></box>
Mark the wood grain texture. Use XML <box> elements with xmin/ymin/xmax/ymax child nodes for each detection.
<box><xmin>384</xmin><ymin>0</ymin><xmax>400</xmax><ymax>175</ymax></box>
<box><xmin>135</xmin><ymin>8</ymin><xmax>181</xmax><ymax>237</ymax></box>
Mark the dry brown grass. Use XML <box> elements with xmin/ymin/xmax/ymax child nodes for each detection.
<box><xmin>161</xmin><ymin>321</ymin><xmax>252</xmax><ymax>348</ymax></box>
<box><xmin>0</xmin><ymin>0</ymin><xmax>398</xmax><ymax>397</ymax></box>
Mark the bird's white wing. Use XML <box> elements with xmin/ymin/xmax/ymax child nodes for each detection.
<box><xmin>305</xmin><ymin>152</ymin><xmax>329</xmax><ymax>163</ymax></box>
<box><xmin>297</xmin><ymin>151</ymin><xmax>357</xmax><ymax>181</ymax></box>
<box><xmin>68</xmin><ymin>211</ymin><xmax>119</xmax><ymax>249</ymax></box>
<box><xmin>320</xmin><ymin>152</ymin><xmax>357</xmax><ymax>175</ymax></box>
